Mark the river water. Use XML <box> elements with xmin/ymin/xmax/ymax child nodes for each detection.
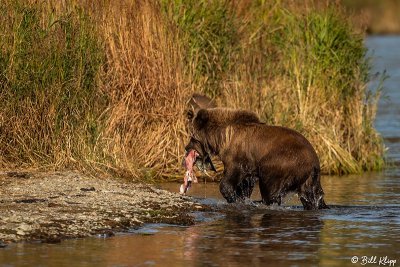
<box><xmin>1</xmin><ymin>37</ymin><xmax>399</xmax><ymax>267</ymax></box>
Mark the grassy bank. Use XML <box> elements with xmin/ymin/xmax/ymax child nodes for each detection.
<box><xmin>0</xmin><ymin>0</ymin><xmax>384</xmax><ymax>178</ymax></box>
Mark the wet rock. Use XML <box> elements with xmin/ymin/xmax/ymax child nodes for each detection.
<box><xmin>96</xmin><ymin>231</ymin><xmax>115</xmax><ymax>238</ymax></box>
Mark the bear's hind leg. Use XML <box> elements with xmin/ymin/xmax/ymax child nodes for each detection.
<box><xmin>258</xmin><ymin>178</ymin><xmax>274</xmax><ymax>205</ymax></box>
<box><xmin>298</xmin><ymin>170</ymin><xmax>328</xmax><ymax>210</ymax></box>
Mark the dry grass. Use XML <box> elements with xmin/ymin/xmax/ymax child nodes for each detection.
<box><xmin>91</xmin><ymin>1</ymin><xmax>191</xmax><ymax>178</ymax></box>
<box><xmin>217</xmin><ymin>2</ymin><xmax>385</xmax><ymax>174</ymax></box>
<box><xmin>0</xmin><ymin>0</ymin><xmax>105</xmax><ymax>170</ymax></box>
<box><xmin>0</xmin><ymin>0</ymin><xmax>192</xmax><ymax>178</ymax></box>
<box><xmin>0</xmin><ymin>0</ymin><xmax>385</xmax><ymax>179</ymax></box>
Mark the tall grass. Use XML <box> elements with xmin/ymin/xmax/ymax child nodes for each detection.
<box><xmin>0</xmin><ymin>0</ymin><xmax>191</xmax><ymax>178</ymax></box>
<box><xmin>278</xmin><ymin>8</ymin><xmax>384</xmax><ymax>173</ymax></box>
<box><xmin>162</xmin><ymin>0</ymin><xmax>237</xmax><ymax>97</ymax></box>
<box><xmin>216</xmin><ymin>1</ymin><xmax>385</xmax><ymax>174</ymax></box>
<box><xmin>0</xmin><ymin>0</ymin><xmax>385</xmax><ymax>178</ymax></box>
<box><xmin>96</xmin><ymin>1</ymin><xmax>190</xmax><ymax>178</ymax></box>
<box><xmin>0</xmin><ymin>1</ymin><xmax>105</xmax><ymax>169</ymax></box>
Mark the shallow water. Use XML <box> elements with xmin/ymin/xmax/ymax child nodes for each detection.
<box><xmin>1</xmin><ymin>175</ymin><xmax>399</xmax><ymax>267</ymax></box>
<box><xmin>1</xmin><ymin>37</ymin><xmax>400</xmax><ymax>267</ymax></box>
<box><xmin>368</xmin><ymin>36</ymin><xmax>400</xmax><ymax>162</ymax></box>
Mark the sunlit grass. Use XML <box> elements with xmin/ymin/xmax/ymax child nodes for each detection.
<box><xmin>0</xmin><ymin>0</ymin><xmax>385</xmax><ymax>178</ymax></box>
<box><xmin>0</xmin><ymin>1</ymin><xmax>105</xmax><ymax>170</ymax></box>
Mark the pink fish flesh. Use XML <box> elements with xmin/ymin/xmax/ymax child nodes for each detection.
<box><xmin>180</xmin><ymin>150</ymin><xmax>199</xmax><ymax>194</ymax></box>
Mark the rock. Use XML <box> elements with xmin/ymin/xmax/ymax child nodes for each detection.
<box><xmin>15</xmin><ymin>198</ymin><xmax>47</xmax><ymax>204</ymax></box>
<box><xmin>96</xmin><ymin>231</ymin><xmax>114</xmax><ymax>238</ymax></box>
<box><xmin>16</xmin><ymin>230</ymin><xmax>25</xmax><ymax>236</ymax></box>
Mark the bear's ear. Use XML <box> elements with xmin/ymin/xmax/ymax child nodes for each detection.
<box><xmin>186</xmin><ymin>93</ymin><xmax>216</xmax><ymax>121</ymax></box>
<box><xmin>194</xmin><ymin>109</ymin><xmax>209</xmax><ymax>130</ymax></box>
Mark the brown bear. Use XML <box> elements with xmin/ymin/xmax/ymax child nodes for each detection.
<box><xmin>184</xmin><ymin>107</ymin><xmax>328</xmax><ymax>210</ymax></box>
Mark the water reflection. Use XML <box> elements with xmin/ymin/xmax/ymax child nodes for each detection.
<box><xmin>186</xmin><ymin>210</ymin><xmax>324</xmax><ymax>267</ymax></box>
<box><xmin>161</xmin><ymin>171</ymin><xmax>400</xmax><ymax>207</ymax></box>
<box><xmin>160</xmin><ymin>173</ymin><xmax>400</xmax><ymax>267</ymax></box>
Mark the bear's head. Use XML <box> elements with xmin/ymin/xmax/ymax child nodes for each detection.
<box><xmin>184</xmin><ymin>95</ymin><xmax>217</xmax><ymax>173</ymax></box>
<box><xmin>184</xmin><ymin>108</ymin><xmax>261</xmax><ymax>173</ymax></box>
<box><xmin>184</xmin><ymin>135</ymin><xmax>216</xmax><ymax>173</ymax></box>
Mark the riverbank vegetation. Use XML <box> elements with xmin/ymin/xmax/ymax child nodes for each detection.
<box><xmin>0</xmin><ymin>0</ymin><xmax>385</xmax><ymax>178</ymax></box>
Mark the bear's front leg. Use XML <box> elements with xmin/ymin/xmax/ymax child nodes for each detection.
<box><xmin>219</xmin><ymin>179</ymin><xmax>236</xmax><ymax>203</ymax></box>
<box><xmin>235</xmin><ymin>175</ymin><xmax>257</xmax><ymax>200</ymax></box>
<box><xmin>219</xmin><ymin>166</ymin><xmax>242</xmax><ymax>203</ymax></box>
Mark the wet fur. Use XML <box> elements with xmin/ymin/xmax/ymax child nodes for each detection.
<box><xmin>185</xmin><ymin>108</ymin><xmax>328</xmax><ymax>210</ymax></box>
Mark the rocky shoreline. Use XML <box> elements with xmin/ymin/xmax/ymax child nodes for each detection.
<box><xmin>0</xmin><ymin>171</ymin><xmax>204</xmax><ymax>246</ymax></box>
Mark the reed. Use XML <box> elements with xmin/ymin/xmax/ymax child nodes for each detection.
<box><xmin>87</xmin><ymin>1</ymin><xmax>191</xmax><ymax>178</ymax></box>
<box><xmin>215</xmin><ymin>1</ymin><xmax>385</xmax><ymax>174</ymax></box>
<box><xmin>0</xmin><ymin>0</ymin><xmax>385</xmax><ymax>178</ymax></box>
<box><xmin>0</xmin><ymin>0</ymin><xmax>105</xmax><ymax>171</ymax></box>
<box><xmin>162</xmin><ymin>0</ymin><xmax>237</xmax><ymax>98</ymax></box>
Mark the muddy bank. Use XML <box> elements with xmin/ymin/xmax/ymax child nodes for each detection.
<box><xmin>0</xmin><ymin>171</ymin><xmax>204</xmax><ymax>245</ymax></box>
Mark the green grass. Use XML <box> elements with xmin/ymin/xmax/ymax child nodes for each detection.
<box><xmin>0</xmin><ymin>0</ymin><xmax>385</xmax><ymax>177</ymax></box>
<box><xmin>0</xmin><ymin>1</ymin><xmax>106</xmax><ymax>169</ymax></box>
<box><xmin>162</xmin><ymin>1</ymin><xmax>385</xmax><ymax>174</ymax></box>
<box><xmin>162</xmin><ymin>0</ymin><xmax>237</xmax><ymax>97</ymax></box>
<box><xmin>274</xmin><ymin>7</ymin><xmax>385</xmax><ymax>173</ymax></box>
